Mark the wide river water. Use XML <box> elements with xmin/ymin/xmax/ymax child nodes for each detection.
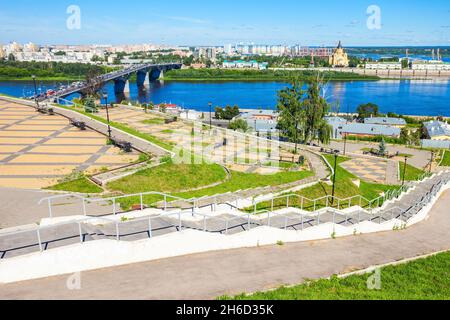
<box><xmin>1</xmin><ymin>79</ymin><xmax>449</xmax><ymax>116</ymax></box>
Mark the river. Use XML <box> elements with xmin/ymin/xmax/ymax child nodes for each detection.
<box><xmin>1</xmin><ymin>79</ymin><xmax>449</xmax><ymax>116</ymax></box>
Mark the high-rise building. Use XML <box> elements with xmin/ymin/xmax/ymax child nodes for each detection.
<box><xmin>0</xmin><ymin>44</ymin><xmax>5</xmax><ymax>59</ymax></box>
<box><xmin>24</xmin><ymin>42</ymin><xmax>39</xmax><ymax>52</ymax></box>
<box><xmin>224</xmin><ymin>44</ymin><xmax>233</xmax><ymax>55</ymax></box>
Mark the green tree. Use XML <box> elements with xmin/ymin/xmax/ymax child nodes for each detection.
<box><xmin>84</xmin><ymin>96</ymin><xmax>97</xmax><ymax>113</ymax></box>
<box><xmin>276</xmin><ymin>78</ymin><xmax>306</xmax><ymax>153</ymax></box>
<box><xmin>401</xmin><ymin>59</ymin><xmax>410</xmax><ymax>69</ymax></box>
<box><xmin>303</xmin><ymin>74</ymin><xmax>332</xmax><ymax>144</ymax></box>
<box><xmin>229</xmin><ymin>119</ymin><xmax>251</xmax><ymax>132</ymax></box>
<box><xmin>215</xmin><ymin>107</ymin><xmax>224</xmax><ymax>119</ymax></box>
<box><xmin>379</xmin><ymin>138</ymin><xmax>386</xmax><ymax>155</ymax></box>
<box><xmin>357</xmin><ymin>103</ymin><xmax>379</xmax><ymax>120</ymax></box>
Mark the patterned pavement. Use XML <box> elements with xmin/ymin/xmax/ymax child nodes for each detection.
<box><xmin>96</xmin><ymin>106</ymin><xmax>305</xmax><ymax>170</ymax></box>
<box><xmin>340</xmin><ymin>157</ymin><xmax>388</xmax><ymax>184</ymax></box>
<box><xmin>0</xmin><ymin>100</ymin><xmax>140</xmax><ymax>189</ymax></box>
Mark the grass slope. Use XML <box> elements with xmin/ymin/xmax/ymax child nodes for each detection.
<box><xmin>47</xmin><ymin>177</ymin><xmax>103</xmax><ymax>194</ymax></box>
<box><xmin>221</xmin><ymin>251</ymin><xmax>450</xmax><ymax>300</ymax></box>
<box><xmin>108</xmin><ymin>162</ymin><xmax>228</xmax><ymax>194</ymax></box>
<box><xmin>107</xmin><ymin>162</ymin><xmax>313</xmax><ymax>209</ymax></box>
<box><xmin>399</xmin><ymin>162</ymin><xmax>425</xmax><ymax>182</ymax></box>
<box><xmin>440</xmin><ymin>150</ymin><xmax>450</xmax><ymax>167</ymax></box>
<box><xmin>253</xmin><ymin>155</ymin><xmax>396</xmax><ymax>212</ymax></box>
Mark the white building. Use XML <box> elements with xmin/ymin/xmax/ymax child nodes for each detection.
<box><xmin>23</xmin><ymin>42</ymin><xmax>39</xmax><ymax>52</ymax></box>
<box><xmin>222</xmin><ymin>60</ymin><xmax>268</xmax><ymax>70</ymax></box>
<box><xmin>0</xmin><ymin>44</ymin><xmax>5</xmax><ymax>59</ymax></box>
<box><xmin>224</xmin><ymin>44</ymin><xmax>233</xmax><ymax>55</ymax></box>
<box><xmin>4</xmin><ymin>42</ymin><xmax>22</xmax><ymax>56</ymax></box>
<box><xmin>412</xmin><ymin>60</ymin><xmax>450</xmax><ymax>71</ymax></box>
<box><xmin>365</xmin><ymin>62</ymin><xmax>402</xmax><ymax>70</ymax></box>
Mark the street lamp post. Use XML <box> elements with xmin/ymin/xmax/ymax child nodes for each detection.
<box><xmin>402</xmin><ymin>156</ymin><xmax>408</xmax><ymax>186</ymax></box>
<box><xmin>331</xmin><ymin>151</ymin><xmax>339</xmax><ymax>204</ymax></box>
<box><xmin>209</xmin><ymin>102</ymin><xmax>213</xmax><ymax>130</ymax></box>
<box><xmin>343</xmin><ymin>132</ymin><xmax>348</xmax><ymax>155</ymax></box>
<box><xmin>429</xmin><ymin>151</ymin><xmax>434</xmax><ymax>173</ymax></box>
<box><xmin>31</xmin><ymin>75</ymin><xmax>40</xmax><ymax>109</ymax></box>
<box><xmin>103</xmin><ymin>91</ymin><xmax>112</xmax><ymax>139</ymax></box>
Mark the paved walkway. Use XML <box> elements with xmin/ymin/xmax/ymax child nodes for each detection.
<box><xmin>0</xmin><ymin>98</ymin><xmax>140</xmax><ymax>189</ymax></box>
<box><xmin>323</xmin><ymin>140</ymin><xmax>432</xmax><ymax>170</ymax></box>
<box><xmin>0</xmin><ymin>187</ymin><xmax>448</xmax><ymax>300</ymax></box>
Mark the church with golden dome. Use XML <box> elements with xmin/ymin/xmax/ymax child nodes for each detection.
<box><xmin>329</xmin><ymin>41</ymin><xmax>349</xmax><ymax>67</ymax></box>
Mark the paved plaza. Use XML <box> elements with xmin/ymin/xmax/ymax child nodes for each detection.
<box><xmin>0</xmin><ymin>100</ymin><xmax>140</xmax><ymax>189</ymax></box>
<box><xmin>340</xmin><ymin>157</ymin><xmax>390</xmax><ymax>184</ymax></box>
<box><xmin>97</xmin><ymin>106</ymin><xmax>305</xmax><ymax>171</ymax></box>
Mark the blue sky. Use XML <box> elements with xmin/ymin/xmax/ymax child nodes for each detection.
<box><xmin>1</xmin><ymin>0</ymin><xmax>449</xmax><ymax>46</ymax></box>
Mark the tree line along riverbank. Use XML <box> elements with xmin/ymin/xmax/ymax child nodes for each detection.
<box><xmin>0</xmin><ymin>60</ymin><xmax>379</xmax><ymax>81</ymax></box>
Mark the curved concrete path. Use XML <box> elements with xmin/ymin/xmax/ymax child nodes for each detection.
<box><xmin>0</xmin><ymin>190</ymin><xmax>448</xmax><ymax>300</ymax></box>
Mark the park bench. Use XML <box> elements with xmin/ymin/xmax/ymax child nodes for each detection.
<box><xmin>111</xmin><ymin>139</ymin><xmax>133</xmax><ymax>153</ymax></box>
<box><xmin>164</xmin><ymin>117</ymin><xmax>177</xmax><ymax>124</ymax></box>
<box><xmin>36</xmin><ymin>106</ymin><xmax>54</xmax><ymax>115</ymax></box>
<box><xmin>69</xmin><ymin>118</ymin><xmax>86</xmax><ymax>131</ymax></box>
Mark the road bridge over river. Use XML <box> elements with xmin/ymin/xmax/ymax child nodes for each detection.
<box><xmin>34</xmin><ymin>62</ymin><xmax>182</xmax><ymax>102</ymax></box>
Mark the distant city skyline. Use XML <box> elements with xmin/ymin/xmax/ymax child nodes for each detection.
<box><xmin>0</xmin><ymin>0</ymin><xmax>449</xmax><ymax>46</ymax></box>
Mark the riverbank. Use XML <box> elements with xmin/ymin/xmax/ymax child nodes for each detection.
<box><xmin>0</xmin><ymin>77</ymin><xmax>83</xmax><ymax>81</ymax></box>
<box><xmin>163</xmin><ymin>69</ymin><xmax>380</xmax><ymax>81</ymax></box>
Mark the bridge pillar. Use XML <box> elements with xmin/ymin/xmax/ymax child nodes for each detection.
<box><xmin>114</xmin><ymin>77</ymin><xmax>129</xmax><ymax>95</ymax></box>
<box><xmin>124</xmin><ymin>80</ymin><xmax>130</xmax><ymax>94</ymax></box>
<box><xmin>136</xmin><ymin>70</ymin><xmax>148</xmax><ymax>88</ymax></box>
<box><xmin>149</xmin><ymin>69</ymin><xmax>162</xmax><ymax>82</ymax></box>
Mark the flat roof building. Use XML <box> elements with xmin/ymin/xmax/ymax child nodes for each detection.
<box><xmin>424</xmin><ymin>121</ymin><xmax>450</xmax><ymax>141</ymax></box>
<box><xmin>364</xmin><ymin>117</ymin><xmax>407</xmax><ymax>127</ymax></box>
<box><xmin>326</xmin><ymin>117</ymin><xmax>401</xmax><ymax>139</ymax></box>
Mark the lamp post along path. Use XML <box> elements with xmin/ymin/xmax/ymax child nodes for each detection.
<box><xmin>103</xmin><ymin>92</ymin><xmax>112</xmax><ymax>140</ymax></box>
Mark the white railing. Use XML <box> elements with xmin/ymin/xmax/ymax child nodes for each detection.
<box><xmin>1</xmin><ymin>174</ymin><xmax>448</xmax><ymax>260</ymax></box>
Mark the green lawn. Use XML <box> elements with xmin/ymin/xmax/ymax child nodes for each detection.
<box><xmin>175</xmin><ymin>169</ymin><xmax>314</xmax><ymax>199</ymax></box>
<box><xmin>251</xmin><ymin>155</ymin><xmax>396</xmax><ymax>212</ymax></box>
<box><xmin>221</xmin><ymin>251</ymin><xmax>450</xmax><ymax>300</ymax></box>
<box><xmin>141</xmin><ymin>118</ymin><xmax>165</xmax><ymax>125</ymax></box>
<box><xmin>47</xmin><ymin>177</ymin><xmax>103</xmax><ymax>194</ymax></box>
<box><xmin>399</xmin><ymin>162</ymin><xmax>425</xmax><ymax>182</ymax></box>
<box><xmin>107</xmin><ymin>162</ymin><xmax>228</xmax><ymax>194</ymax></box>
<box><xmin>440</xmin><ymin>150</ymin><xmax>450</xmax><ymax>167</ymax></box>
<box><xmin>106</xmin><ymin>162</ymin><xmax>313</xmax><ymax>209</ymax></box>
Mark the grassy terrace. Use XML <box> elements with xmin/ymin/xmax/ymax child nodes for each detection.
<box><xmin>440</xmin><ymin>150</ymin><xmax>450</xmax><ymax>167</ymax></box>
<box><xmin>221</xmin><ymin>251</ymin><xmax>450</xmax><ymax>300</ymax></box>
<box><xmin>250</xmin><ymin>155</ymin><xmax>397</xmax><ymax>212</ymax></box>
<box><xmin>107</xmin><ymin>162</ymin><xmax>313</xmax><ymax>210</ymax></box>
<box><xmin>399</xmin><ymin>162</ymin><xmax>426</xmax><ymax>182</ymax></box>
<box><xmin>163</xmin><ymin>69</ymin><xmax>380</xmax><ymax>81</ymax></box>
<box><xmin>52</xmin><ymin>104</ymin><xmax>313</xmax><ymax>205</ymax></box>
<box><xmin>47</xmin><ymin>177</ymin><xmax>103</xmax><ymax>194</ymax></box>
